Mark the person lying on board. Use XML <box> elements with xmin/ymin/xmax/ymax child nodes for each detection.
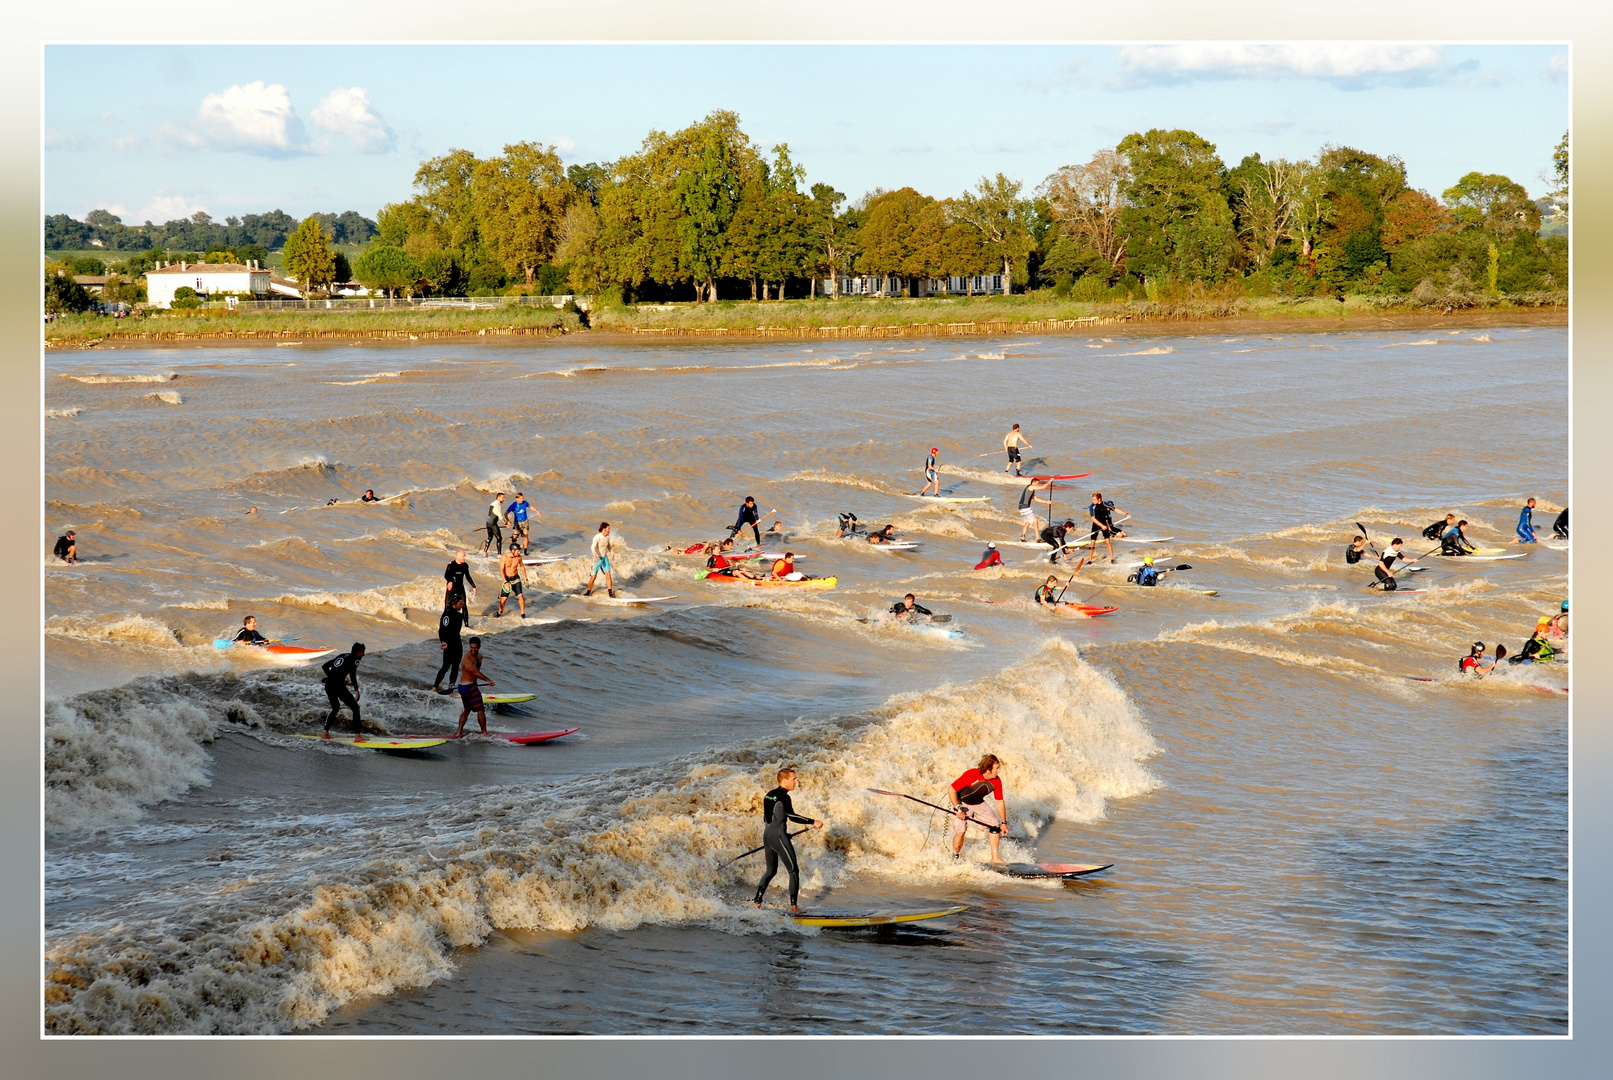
<box><xmin>974</xmin><ymin>542</ymin><xmax>1002</xmax><ymax>569</ymax></box>
<box><xmin>867</xmin><ymin>524</ymin><xmax>901</xmax><ymax>545</ymax></box>
<box><xmin>890</xmin><ymin>593</ymin><xmax>933</xmax><ymax>622</ymax></box>
<box><xmin>361</xmin><ymin>489</ymin><xmax>380</xmax><ymax>503</ymax></box>
<box><xmin>233</xmin><ymin>615</ymin><xmax>270</xmax><ymax>644</ymax></box>
<box><xmin>835</xmin><ymin>512</ymin><xmax>862</xmax><ymax>538</ymax></box>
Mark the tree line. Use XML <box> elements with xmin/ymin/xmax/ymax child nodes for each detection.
<box><xmin>44</xmin><ymin>208</ymin><xmax>375</xmax><ymax>255</ymax></box>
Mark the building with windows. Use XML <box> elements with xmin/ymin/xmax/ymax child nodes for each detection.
<box><xmin>144</xmin><ymin>260</ymin><xmax>270</xmax><ymax>307</ymax></box>
<box><xmin>821</xmin><ymin>273</ymin><xmax>1007</xmax><ymax>298</ymax></box>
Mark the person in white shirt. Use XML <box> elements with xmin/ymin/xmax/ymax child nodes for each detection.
<box><xmin>585</xmin><ymin>521</ymin><xmax>616</xmax><ymax>597</ymax></box>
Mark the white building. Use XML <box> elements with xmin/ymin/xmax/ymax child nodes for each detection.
<box><xmin>820</xmin><ymin>273</ymin><xmax>1007</xmax><ymax>298</ymax></box>
<box><xmin>144</xmin><ymin>260</ymin><xmax>270</xmax><ymax>308</ymax></box>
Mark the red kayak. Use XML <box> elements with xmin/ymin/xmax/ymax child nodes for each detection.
<box><xmin>1026</xmin><ymin>473</ymin><xmax>1094</xmax><ymax>481</ymax></box>
<box><xmin>1056</xmin><ymin>603</ymin><xmax>1118</xmax><ymax>617</ymax></box>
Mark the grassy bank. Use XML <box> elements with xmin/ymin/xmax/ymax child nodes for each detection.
<box><xmin>43</xmin><ymin>290</ymin><xmax>1565</xmax><ymax>347</ymax></box>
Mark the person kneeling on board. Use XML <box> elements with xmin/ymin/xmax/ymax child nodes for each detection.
<box><xmin>233</xmin><ymin>615</ymin><xmax>271</xmax><ymax>645</ymax></box>
<box><xmin>890</xmin><ymin>593</ymin><xmax>933</xmax><ymax>622</ymax></box>
<box><xmin>1130</xmin><ymin>556</ymin><xmax>1174</xmax><ymax>586</ymax></box>
<box><xmin>1372</xmin><ymin>538</ymin><xmax>1412</xmax><ymax>590</ymax></box>
<box><xmin>753</xmin><ymin>767</ymin><xmax>825</xmax><ymax>914</ymax></box>
<box><xmin>1552</xmin><ymin>507</ymin><xmax>1568</xmax><ymax>539</ymax></box>
<box><xmin>456</xmin><ymin>637</ymin><xmax>494</xmax><ymax>736</ymax></box>
<box><xmin>974</xmin><ymin>541</ymin><xmax>1002</xmax><ymax>569</ymax></box>
<box><xmin>949</xmin><ymin>754</ymin><xmax>1009</xmax><ymax>865</ymax></box>
<box><xmin>1440</xmin><ymin>519</ymin><xmax>1477</xmax><ymax>556</ymax></box>
<box><xmin>1515</xmin><ymin>497</ymin><xmax>1539</xmax><ymax>544</ymax></box>
<box><xmin>320</xmin><ymin>644</ymin><xmax>366</xmax><ymax>739</ymax></box>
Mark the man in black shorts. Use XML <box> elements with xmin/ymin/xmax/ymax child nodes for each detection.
<box><xmin>1088</xmin><ymin>491</ymin><xmax>1126</xmax><ymax>563</ymax></box>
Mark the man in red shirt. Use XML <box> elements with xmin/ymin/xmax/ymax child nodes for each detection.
<box><xmin>948</xmin><ymin>754</ymin><xmax>1009</xmax><ymax>864</ymax></box>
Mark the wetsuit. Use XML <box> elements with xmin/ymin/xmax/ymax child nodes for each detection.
<box><xmin>731</xmin><ymin>502</ymin><xmax>761</xmax><ymax>546</ymax></box>
<box><xmin>1089</xmin><ymin>501</ymin><xmax>1117</xmax><ymax>541</ymax></box>
<box><xmin>444</xmin><ymin>560</ymin><xmax>476</xmax><ymax>613</ymax></box>
<box><xmin>975</xmin><ymin>547</ymin><xmax>1002</xmax><ymax>569</ymax></box>
<box><xmin>1136</xmin><ymin>565</ymin><xmax>1161</xmax><ymax>586</ymax></box>
<box><xmin>1516</xmin><ymin>505</ymin><xmax>1537</xmax><ymax>544</ymax></box>
<box><xmin>1374</xmin><ymin>553</ymin><xmax>1399</xmax><ymax>591</ymax></box>
<box><xmin>233</xmin><ymin>627</ymin><xmax>269</xmax><ymax>644</ymax></box>
<box><xmin>1518</xmin><ymin>636</ymin><xmax>1555</xmax><ymax>663</ymax></box>
<box><xmin>1440</xmin><ymin>525</ymin><xmax>1474</xmax><ymax>556</ymax></box>
<box><xmin>483</xmin><ymin>501</ymin><xmax>505</xmax><ymax>554</ymax></box>
<box><xmin>433</xmin><ymin>605</ymin><xmax>467</xmax><ymax>689</ymax></box>
<box><xmin>1553</xmin><ymin>508</ymin><xmax>1568</xmax><ymax>539</ymax></box>
<box><xmin>1040</xmin><ymin>524</ymin><xmax>1073</xmax><ymax>561</ymax></box>
<box><xmin>1421</xmin><ymin>520</ymin><xmax>1449</xmax><ymax>542</ymax></box>
<box><xmin>361</xmin><ymin>492</ymin><xmax>379</xmax><ymax>502</ymax></box>
<box><xmin>320</xmin><ymin>651</ymin><xmax>363</xmax><ymax>735</ymax></box>
<box><xmin>1345</xmin><ymin>543</ymin><xmax>1367</xmax><ymax>565</ymax></box>
<box><xmin>753</xmin><ymin>786</ymin><xmax>815</xmax><ymax>907</ymax></box>
<box><xmin>53</xmin><ymin>535</ymin><xmax>75</xmax><ymax>561</ymax></box>
<box><xmin>890</xmin><ymin>600</ymin><xmax>933</xmax><ymax>618</ymax></box>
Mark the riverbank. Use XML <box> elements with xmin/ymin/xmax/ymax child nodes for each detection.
<box><xmin>43</xmin><ymin>293</ymin><xmax>1566</xmax><ymax>348</ymax></box>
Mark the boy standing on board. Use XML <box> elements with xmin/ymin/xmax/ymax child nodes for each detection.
<box><xmin>584</xmin><ymin>521</ymin><xmax>616</xmax><ymax>597</ymax></box>
<box><xmin>456</xmin><ymin>637</ymin><xmax>493</xmax><ymax>736</ymax></box>
<box><xmin>1002</xmin><ymin>424</ymin><xmax>1032</xmax><ymax>476</ymax></box>
<box><xmin>921</xmin><ymin>447</ymin><xmax>941</xmax><ymax>496</ymax></box>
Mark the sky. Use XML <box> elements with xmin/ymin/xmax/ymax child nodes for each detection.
<box><xmin>42</xmin><ymin>43</ymin><xmax>1569</xmax><ymax>225</ymax></box>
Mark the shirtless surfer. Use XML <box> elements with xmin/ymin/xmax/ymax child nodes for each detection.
<box><xmin>456</xmin><ymin>637</ymin><xmax>493</xmax><ymax>736</ymax></box>
<box><xmin>496</xmin><ymin>546</ymin><xmax>527</xmax><ymax>618</ymax></box>
<box><xmin>1002</xmin><ymin>424</ymin><xmax>1032</xmax><ymax>476</ymax></box>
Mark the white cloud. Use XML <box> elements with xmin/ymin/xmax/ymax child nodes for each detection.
<box><xmin>310</xmin><ymin>86</ymin><xmax>396</xmax><ymax>153</ymax></box>
<box><xmin>550</xmin><ymin>135</ymin><xmax>577</xmax><ymax>153</ymax></box>
<box><xmin>112</xmin><ymin>135</ymin><xmax>139</xmax><ymax>153</ymax></box>
<box><xmin>1112</xmin><ymin>43</ymin><xmax>1446</xmax><ymax>89</ymax></box>
<box><xmin>139</xmin><ymin>194</ymin><xmax>208</xmax><ymax>224</ymax></box>
<box><xmin>44</xmin><ymin>129</ymin><xmax>87</xmax><ymax>151</ymax></box>
<box><xmin>1548</xmin><ymin>53</ymin><xmax>1569</xmax><ymax>81</ymax></box>
<box><xmin>163</xmin><ymin>81</ymin><xmax>309</xmax><ymax>155</ymax></box>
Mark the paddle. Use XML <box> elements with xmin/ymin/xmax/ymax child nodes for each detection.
<box><xmin>719</xmin><ymin>827</ymin><xmax>812</xmax><ymax>868</ymax></box>
<box><xmin>897</xmin><ymin>612</ymin><xmax>952</xmax><ymax>625</ymax></box>
<box><xmin>1054</xmin><ymin>555</ymin><xmax>1089</xmax><ymax>603</ymax></box>
<box><xmin>727</xmin><ymin>509</ymin><xmax>777</xmax><ymax>541</ymax></box>
<box><xmin>867</xmin><ymin>788</ymin><xmax>1002</xmax><ymax>834</ymax></box>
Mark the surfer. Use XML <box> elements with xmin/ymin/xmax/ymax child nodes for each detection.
<box><xmin>1552</xmin><ymin>507</ymin><xmax>1568</xmax><ymax>539</ymax></box>
<box><xmin>1132</xmin><ymin>556</ymin><xmax>1174</xmax><ymax>587</ymax></box>
<box><xmin>730</xmin><ymin>496</ymin><xmax>763</xmax><ymax>546</ymax></box>
<box><xmin>948</xmin><ymin>754</ymin><xmax>1009</xmax><ymax>865</ymax></box>
<box><xmin>506</xmin><ymin>492</ymin><xmax>538</xmax><ymax>555</ymax></box>
<box><xmin>1088</xmin><ymin>491</ymin><xmax>1126</xmax><ymax>562</ymax></box>
<box><xmin>455</xmin><ymin>637</ymin><xmax>493</xmax><ymax>736</ymax></box>
<box><xmin>444</xmin><ymin>551</ymin><xmax>477</xmax><ymax>621</ymax></box>
<box><xmin>495</xmin><ymin>546</ymin><xmax>527</xmax><ymax>618</ymax></box>
<box><xmin>233</xmin><ymin>615</ymin><xmax>270</xmax><ymax>645</ymax></box>
<box><xmin>1017</xmin><ymin>478</ymin><xmax>1053</xmax><ymax>541</ymax></box>
<box><xmin>584</xmin><ymin>521</ymin><xmax>616</xmax><ymax>597</ymax></box>
<box><xmin>1040</xmin><ymin>519</ymin><xmax>1079</xmax><ymax>563</ymax></box>
<box><xmin>1515</xmin><ymin>498</ymin><xmax>1538</xmax><ymax>544</ymax></box>
<box><xmin>1440</xmin><ymin>519</ymin><xmax>1476</xmax><ymax>556</ymax></box>
<box><xmin>52</xmin><ymin>529</ymin><xmax>77</xmax><ymax>564</ymax></box>
<box><xmin>1422</xmin><ymin>513</ymin><xmax>1457</xmax><ymax>543</ymax></box>
<box><xmin>921</xmin><ymin>447</ymin><xmax>941</xmax><ymax>497</ymax></box>
<box><xmin>431</xmin><ymin>594</ymin><xmax>467</xmax><ymax>693</ymax></box>
<box><xmin>1003</xmin><ymin>423</ymin><xmax>1032</xmax><ymax>476</ymax></box>
<box><xmin>836</xmin><ymin>512</ymin><xmax>862</xmax><ymax>538</ymax></box>
<box><xmin>1372</xmin><ymin>538</ymin><xmax>1412</xmax><ymax>590</ymax></box>
<box><xmin>481</xmin><ymin>492</ymin><xmax>507</xmax><ymax>556</ymax></box>
<box><xmin>752</xmin><ymin>767</ymin><xmax>824</xmax><ymax>914</ymax></box>
<box><xmin>975</xmin><ymin>542</ymin><xmax>1002</xmax><ymax>569</ymax></box>
<box><xmin>320</xmin><ymin>644</ymin><xmax>366</xmax><ymax>738</ymax></box>
<box><xmin>360</xmin><ymin>489</ymin><xmax>379</xmax><ymax>503</ymax></box>
<box><xmin>1345</xmin><ymin>535</ymin><xmax>1371</xmax><ymax>565</ymax></box>
<box><xmin>868</xmin><ymin>524</ymin><xmax>900</xmax><ymax>545</ymax></box>
<box><xmin>890</xmin><ymin>593</ymin><xmax>933</xmax><ymax>621</ymax></box>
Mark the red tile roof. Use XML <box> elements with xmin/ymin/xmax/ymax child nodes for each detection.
<box><xmin>147</xmin><ymin>262</ymin><xmax>267</xmax><ymax>275</ymax></box>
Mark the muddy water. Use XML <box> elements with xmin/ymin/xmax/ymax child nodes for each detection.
<box><xmin>43</xmin><ymin>328</ymin><xmax>1566</xmax><ymax>1033</ymax></box>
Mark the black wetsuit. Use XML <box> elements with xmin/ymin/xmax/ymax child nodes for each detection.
<box><xmin>1422</xmin><ymin>520</ymin><xmax>1449</xmax><ymax>542</ymax></box>
<box><xmin>320</xmin><ymin>651</ymin><xmax>363</xmax><ymax>735</ymax></box>
<box><xmin>1345</xmin><ymin>543</ymin><xmax>1367</xmax><ymax>565</ymax></box>
<box><xmin>53</xmin><ymin>535</ymin><xmax>75</xmax><ymax>561</ymax></box>
<box><xmin>1040</xmin><ymin>524</ymin><xmax>1073</xmax><ymax>560</ymax></box>
<box><xmin>233</xmin><ymin>627</ymin><xmax>269</xmax><ymax>644</ymax></box>
<box><xmin>890</xmin><ymin>601</ymin><xmax>933</xmax><ymax>618</ymax></box>
<box><xmin>1374</xmin><ymin>553</ymin><xmax>1399</xmax><ymax>591</ymax></box>
<box><xmin>753</xmin><ymin>786</ymin><xmax>815</xmax><ymax>907</ymax></box>
<box><xmin>1553</xmin><ymin>508</ymin><xmax>1568</xmax><ymax>539</ymax></box>
<box><xmin>433</xmin><ymin>605</ymin><xmax>467</xmax><ymax>689</ymax></box>
<box><xmin>732</xmin><ymin>502</ymin><xmax>761</xmax><ymax>546</ymax></box>
<box><xmin>444</xmin><ymin>560</ymin><xmax>476</xmax><ymax>615</ymax></box>
<box><xmin>1089</xmin><ymin>501</ymin><xmax>1117</xmax><ymax>540</ymax></box>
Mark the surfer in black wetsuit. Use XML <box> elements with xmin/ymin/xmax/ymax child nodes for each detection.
<box><xmin>1040</xmin><ymin>519</ymin><xmax>1078</xmax><ymax>563</ymax></box>
<box><xmin>1440</xmin><ymin>519</ymin><xmax>1476</xmax><ymax>556</ymax></box>
<box><xmin>890</xmin><ymin>593</ymin><xmax>933</xmax><ymax>621</ymax></box>
<box><xmin>444</xmin><ymin>551</ymin><xmax>477</xmax><ymax>622</ymax></box>
<box><xmin>52</xmin><ymin>530</ymin><xmax>77</xmax><ymax>564</ymax></box>
<box><xmin>1088</xmin><ymin>491</ymin><xmax>1126</xmax><ymax>563</ymax></box>
<box><xmin>432</xmin><ymin>594</ymin><xmax>467</xmax><ymax>693</ymax></box>
<box><xmin>1345</xmin><ymin>535</ymin><xmax>1370</xmax><ymax>565</ymax></box>
<box><xmin>1553</xmin><ymin>507</ymin><xmax>1568</xmax><ymax>539</ymax></box>
<box><xmin>233</xmin><ymin>615</ymin><xmax>270</xmax><ymax>645</ymax></box>
<box><xmin>753</xmin><ymin>768</ymin><xmax>824</xmax><ymax>914</ymax></box>
<box><xmin>320</xmin><ymin>643</ymin><xmax>366</xmax><ymax>738</ymax></box>
<box><xmin>730</xmin><ymin>496</ymin><xmax>762</xmax><ymax>546</ymax></box>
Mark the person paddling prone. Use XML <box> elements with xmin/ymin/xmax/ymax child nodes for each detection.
<box><xmin>890</xmin><ymin>593</ymin><xmax>933</xmax><ymax>622</ymax></box>
<box><xmin>949</xmin><ymin>754</ymin><xmax>1009</xmax><ymax>865</ymax></box>
<box><xmin>753</xmin><ymin>767</ymin><xmax>824</xmax><ymax>914</ymax></box>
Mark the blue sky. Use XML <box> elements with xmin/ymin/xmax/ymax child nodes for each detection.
<box><xmin>43</xmin><ymin>43</ymin><xmax>1569</xmax><ymax>225</ymax></box>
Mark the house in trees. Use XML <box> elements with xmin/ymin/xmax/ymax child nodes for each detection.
<box><xmin>823</xmin><ymin>273</ymin><xmax>1006</xmax><ymax>297</ymax></box>
<box><xmin>145</xmin><ymin>259</ymin><xmax>270</xmax><ymax>307</ymax></box>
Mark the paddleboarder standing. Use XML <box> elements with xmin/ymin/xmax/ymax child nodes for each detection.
<box><xmin>320</xmin><ymin>644</ymin><xmax>366</xmax><ymax>739</ymax></box>
<box><xmin>1018</xmin><ymin>478</ymin><xmax>1053</xmax><ymax>541</ymax></box>
<box><xmin>948</xmin><ymin>754</ymin><xmax>1009</xmax><ymax>865</ymax></box>
<box><xmin>921</xmin><ymin>447</ymin><xmax>941</xmax><ymax>497</ymax></box>
<box><xmin>753</xmin><ymin>767</ymin><xmax>824</xmax><ymax>914</ymax></box>
<box><xmin>584</xmin><ymin>521</ymin><xmax>616</xmax><ymax>597</ymax></box>
<box><xmin>444</xmin><ymin>551</ymin><xmax>477</xmax><ymax>621</ymax></box>
<box><xmin>455</xmin><ymin>637</ymin><xmax>493</xmax><ymax>736</ymax></box>
<box><xmin>1003</xmin><ymin>424</ymin><xmax>1032</xmax><ymax>476</ymax></box>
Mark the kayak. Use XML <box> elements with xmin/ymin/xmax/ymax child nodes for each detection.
<box><xmin>398</xmin><ymin>728</ymin><xmax>580</xmax><ymax>744</ymax></box>
<box><xmin>703</xmin><ymin>573</ymin><xmax>839</xmax><ymax>589</ymax></box>
<box><xmin>214</xmin><ymin>641</ymin><xmax>336</xmax><ymax>664</ymax></box>
<box><xmin>1056</xmin><ymin>602</ymin><xmax>1118</xmax><ymax>617</ymax></box>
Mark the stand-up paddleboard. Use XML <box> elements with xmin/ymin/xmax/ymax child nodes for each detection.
<box><xmin>903</xmin><ymin>494</ymin><xmax>990</xmax><ymax>503</ymax></box>
<box><xmin>401</xmin><ymin>727</ymin><xmax>579</xmax><ymax>744</ymax></box>
<box><xmin>984</xmin><ymin>861</ymin><xmax>1114</xmax><ymax>880</ymax></box>
<box><xmin>482</xmin><ymin>692</ymin><xmax>537</xmax><ymax>705</ymax></box>
<box><xmin>1545</xmin><ymin>541</ymin><xmax>1569</xmax><ymax>551</ymax></box>
<box><xmin>293</xmin><ymin>733</ymin><xmax>446</xmax><ymax>750</ymax></box>
<box><xmin>580</xmin><ymin>592</ymin><xmax>678</xmax><ymax>604</ymax></box>
<box><xmin>213</xmin><ymin>641</ymin><xmax>336</xmax><ymax>664</ymax></box>
<box><xmin>1369</xmin><ymin>587</ymin><xmax>1429</xmax><ymax>594</ymax></box>
<box><xmin>1433</xmin><ymin>553</ymin><xmax>1526</xmax><ymax>561</ymax></box>
<box><xmin>787</xmin><ymin>905</ymin><xmax>968</xmax><ymax>928</ymax></box>
<box><xmin>1024</xmin><ymin>473</ymin><xmax>1094</xmax><ymax>481</ymax></box>
<box><xmin>872</xmin><ymin>541</ymin><xmax>922</xmax><ymax>551</ymax></box>
<box><xmin>1100</xmin><ymin>583</ymin><xmax>1219</xmax><ymax>596</ymax></box>
<box><xmin>703</xmin><ymin>574</ymin><xmax>839</xmax><ymax>589</ymax></box>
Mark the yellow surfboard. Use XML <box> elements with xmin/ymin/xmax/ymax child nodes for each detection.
<box><xmin>293</xmin><ymin>734</ymin><xmax>447</xmax><ymax>750</ymax></box>
<box><xmin>788</xmin><ymin>904</ymin><xmax>968</xmax><ymax>928</ymax></box>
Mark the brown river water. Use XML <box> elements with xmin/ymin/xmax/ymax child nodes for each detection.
<box><xmin>42</xmin><ymin>327</ymin><xmax>1567</xmax><ymax>1033</ymax></box>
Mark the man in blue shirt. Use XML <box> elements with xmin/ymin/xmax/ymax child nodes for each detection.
<box><xmin>505</xmin><ymin>492</ymin><xmax>539</xmax><ymax>555</ymax></box>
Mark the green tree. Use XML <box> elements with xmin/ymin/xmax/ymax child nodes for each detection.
<box><xmin>1442</xmin><ymin>173</ymin><xmax>1540</xmax><ymax>240</ymax></box>
<box><xmin>1550</xmin><ymin>130</ymin><xmax>1568</xmax><ymax>222</ymax></box>
<box><xmin>858</xmin><ymin>187</ymin><xmax>944</xmax><ymax>294</ymax></box>
<box><xmin>1116</xmin><ymin>129</ymin><xmax>1231</xmax><ymax>283</ymax></box>
<box><xmin>352</xmin><ymin>245</ymin><xmax>421</xmax><ymax>299</ymax></box>
<box><xmin>806</xmin><ymin>183</ymin><xmax>850</xmax><ymax>297</ymax></box>
<box><xmin>45</xmin><ymin>264</ymin><xmax>92</xmax><ymax>314</ymax></box>
<box><xmin>472</xmin><ymin>141</ymin><xmax>572</xmax><ymax>286</ymax></box>
<box><xmin>281</xmin><ymin>216</ymin><xmax>337</xmax><ymax>296</ymax></box>
<box><xmin>414</xmin><ymin>148</ymin><xmax>486</xmax><ymax>265</ymax></box>
<box><xmin>1041</xmin><ymin>148</ymin><xmax>1131</xmax><ymax>279</ymax></box>
<box><xmin>950</xmin><ymin>173</ymin><xmax>1034</xmax><ymax>293</ymax></box>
